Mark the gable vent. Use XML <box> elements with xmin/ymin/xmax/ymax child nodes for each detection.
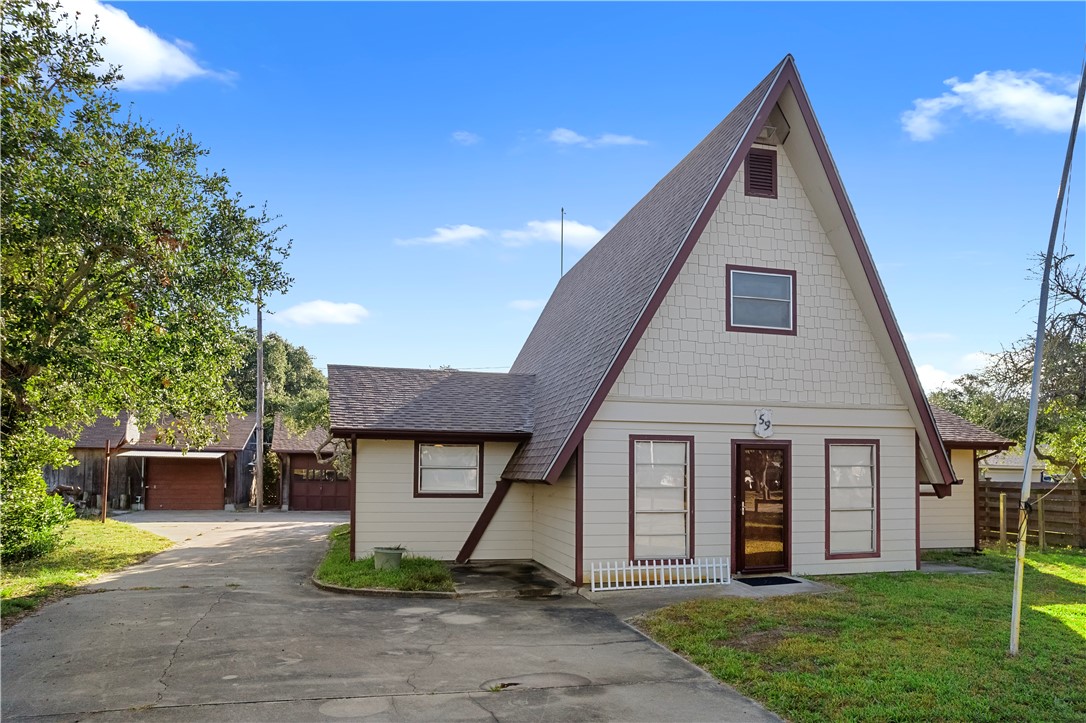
<box><xmin>745</xmin><ymin>148</ymin><xmax>777</xmax><ymax>199</ymax></box>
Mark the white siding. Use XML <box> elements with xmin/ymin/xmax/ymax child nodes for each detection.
<box><xmin>353</xmin><ymin>440</ymin><xmax>531</xmax><ymax>560</ymax></box>
<box><xmin>583</xmin><ymin>403</ymin><xmax>919</xmax><ymax>577</ymax></box>
<box><xmin>920</xmin><ymin>448</ymin><xmax>976</xmax><ymax>549</ymax></box>
<box><xmin>532</xmin><ymin>458</ymin><xmax>577</xmax><ymax>581</ymax></box>
<box><xmin>580</xmin><ymin>143</ymin><xmax>922</xmax><ymax>577</ymax></box>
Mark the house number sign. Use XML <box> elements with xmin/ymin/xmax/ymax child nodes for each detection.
<box><xmin>754</xmin><ymin>408</ymin><xmax>773</xmax><ymax>438</ymax></box>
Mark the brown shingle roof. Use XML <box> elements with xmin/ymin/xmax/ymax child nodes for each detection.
<box><xmin>125</xmin><ymin>414</ymin><xmax>258</xmax><ymax>452</ymax></box>
<box><xmin>931</xmin><ymin>406</ymin><xmax>1014</xmax><ymax>449</ymax></box>
<box><xmin>328</xmin><ymin>366</ymin><xmax>534</xmax><ymax>437</ymax></box>
<box><xmin>55</xmin><ymin>413</ymin><xmax>138</xmax><ymax>449</ymax></box>
<box><xmin>270</xmin><ymin>413</ymin><xmax>334</xmax><ymax>454</ymax></box>
<box><xmin>500</xmin><ymin>58</ymin><xmax>788</xmax><ymax>481</ymax></box>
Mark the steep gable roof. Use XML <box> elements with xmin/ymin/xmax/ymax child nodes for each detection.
<box><xmin>329</xmin><ymin>365</ymin><xmax>534</xmax><ymax>438</ymax></box>
<box><xmin>125</xmin><ymin>414</ymin><xmax>257</xmax><ymax>452</ymax></box>
<box><xmin>270</xmin><ymin>413</ymin><xmax>334</xmax><ymax>455</ymax></box>
<box><xmin>502</xmin><ymin>55</ymin><xmax>957</xmax><ymax>489</ymax></box>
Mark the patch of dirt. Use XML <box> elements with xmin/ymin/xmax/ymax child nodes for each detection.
<box><xmin>713</xmin><ymin>623</ymin><xmax>836</xmax><ymax>653</ymax></box>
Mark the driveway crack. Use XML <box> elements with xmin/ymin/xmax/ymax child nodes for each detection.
<box><xmin>154</xmin><ymin>588</ymin><xmax>229</xmax><ymax>705</ymax></box>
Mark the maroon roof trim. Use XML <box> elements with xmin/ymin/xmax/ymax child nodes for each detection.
<box><xmin>543</xmin><ymin>56</ymin><xmax>956</xmax><ymax>489</ymax></box>
<box><xmin>540</xmin><ymin>61</ymin><xmax>790</xmax><ymax>484</ymax></box>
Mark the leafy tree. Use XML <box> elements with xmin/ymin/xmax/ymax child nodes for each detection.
<box><xmin>930</xmin><ymin>250</ymin><xmax>1085</xmax><ymax>481</ymax></box>
<box><xmin>230</xmin><ymin>331</ymin><xmax>328</xmax><ymax>431</ymax></box>
<box><xmin>1</xmin><ymin>0</ymin><xmax>291</xmax><ymax>559</ymax></box>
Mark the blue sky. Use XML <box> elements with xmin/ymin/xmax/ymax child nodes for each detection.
<box><xmin>76</xmin><ymin>1</ymin><xmax>1084</xmax><ymax>390</ymax></box>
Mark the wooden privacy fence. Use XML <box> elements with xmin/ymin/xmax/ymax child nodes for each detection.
<box><xmin>977</xmin><ymin>479</ymin><xmax>1086</xmax><ymax>548</ymax></box>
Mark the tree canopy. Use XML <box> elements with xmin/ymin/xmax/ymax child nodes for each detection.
<box><xmin>1</xmin><ymin>0</ymin><xmax>291</xmax><ymax>559</ymax></box>
<box><xmin>929</xmin><ymin>250</ymin><xmax>1085</xmax><ymax>481</ymax></box>
<box><xmin>230</xmin><ymin>330</ymin><xmax>328</xmax><ymax>434</ymax></box>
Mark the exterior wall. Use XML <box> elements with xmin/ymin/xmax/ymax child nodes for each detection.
<box><xmin>43</xmin><ymin>450</ymin><xmax>142</xmax><ymax>508</ymax></box>
<box><xmin>581</xmin><ymin>143</ymin><xmax>920</xmax><ymax>577</ymax></box>
<box><xmin>583</xmin><ymin>403</ymin><xmax>919</xmax><ymax>577</ymax></box>
<box><xmin>612</xmin><ymin>143</ymin><xmax>903</xmax><ymax>409</ymax></box>
<box><xmin>353</xmin><ymin>439</ymin><xmax>530</xmax><ymax>560</ymax></box>
<box><xmin>532</xmin><ymin>458</ymin><xmax>577</xmax><ymax>581</ymax></box>
<box><xmin>920</xmin><ymin>448</ymin><xmax>976</xmax><ymax>549</ymax></box>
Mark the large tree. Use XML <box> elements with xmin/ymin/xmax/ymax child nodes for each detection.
<box><xmin>930</xmin><ymin>250</ymin><xmax>1085</xmax><ymax>481</ymax></box>
<box><xmin>1</xmin><ymin>0</ymin><xmax>291</xmax><ymax>559</ymax></box>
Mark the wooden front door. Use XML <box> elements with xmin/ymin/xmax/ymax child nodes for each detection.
<box><xmin>734</xmin><ymin>442</ymin><xmax>790</xmax><ymax>573</ymax></box>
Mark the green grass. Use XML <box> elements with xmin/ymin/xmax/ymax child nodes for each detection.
<box><xmin>315</xmin><ymin>525</ymin><xmax>455</xmax><ymax>592</ymax></box>
<box><xmin>640</xmin><ymin>547</ymin><xmax>1086</xmax><ymax>722</ymax></box>
<box><xmin>1</xmin><ymin>519</ymin><xmax>172</xmax><ymax>623</ymax></box>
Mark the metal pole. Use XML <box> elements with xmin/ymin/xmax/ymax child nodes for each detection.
<box><xmin>255</xmin><ymin>291</ymin><xmax>264</xmax><ymax>513</ymax></box>
<box><xmin>560</xmin><ymin>207</ymin><xmax>565</xmax><ymax>277</ymax></box>
<box><xmin>1009</xmin><ymin>60</ymin><xmax>1085</xmax><ymax>656</ymax></box>
<box><xmin>101</xmin><ymin>440</ymin><xmax>111</xmax><ymax>523</ymax></box>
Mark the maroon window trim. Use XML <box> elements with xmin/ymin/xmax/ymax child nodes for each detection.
<box><xmin>744</xmin><ymin>147</ymin><xmax>777</xmax><ymax>198</ymax></box>
<box><xmin>413</xmin><ymin>441</ymin><xmax>485</xmax><ymax>498</ymax></box>
<box><xmin>725</xmin><ymin>264</ymin><xmax>797</xmax><ymax>336</ymax></box>
<box><xmin>628</xmin><ymin>435</ymin><xmax>695</xmax><ymax>562</ymax></box>
<box><xmin>824</xmin><ymin>439</ymin><xmax>881</xmax><ymax>560</ymax></box>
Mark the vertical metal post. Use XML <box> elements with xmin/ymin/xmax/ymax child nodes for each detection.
<box><xmin>1010</xmin><ymin>61</ymin><xmax>1086</xmax><ymax>656</ymax></box>
<box><xmin>255</xmin><ymin>292</ymin><xmax>264</xmax><ymax>513</ymax></box>
<box><xmin>101</xmin><ymin>440</ymin><xmax>111</xmax><ymax>523</ymax></box>
<box><xmin>999</xmin><ymin>493</ymin><xmax>1007</xmax><ymax>550</ymax></box>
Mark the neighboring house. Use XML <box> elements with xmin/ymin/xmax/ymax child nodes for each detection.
<box><xmin>980</xmin><ymin>451</ymin><xmax>1047</xmax><ymax>485</ymax></box>
<box><xmin>925</xmin><ymin>407</ymin><xmax>1014</xmax><ymax>550</ymax></box>
<box><xmin>328</xmin><ymin>55</ymin><xmax>1008</xmax><ymax>583</ymax></box>
<box><xmin>269</xmin><ymin>414</ymin><xmax>349</xmax><ymax>511</ymax></box>
<box><xmin>48</xmin><ymin>414</ymin><xmax>258</xmax><ymax>511</ymax></box>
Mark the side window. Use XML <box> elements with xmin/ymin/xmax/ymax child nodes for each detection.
<box><xmin>415</xmin><ymin>443</ymin><xmax>482</xmax><ymax>497</ymax></box>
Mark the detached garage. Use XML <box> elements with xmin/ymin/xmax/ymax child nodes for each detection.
<box><xmin>120</xmin><ymin>415</ymin><xmax>259</xmax><ymax>511</ymax></box>
<box><xmin>270</xmin><ymin>414</ymin><xmax>349</xmax><ymax>511</ymax></box>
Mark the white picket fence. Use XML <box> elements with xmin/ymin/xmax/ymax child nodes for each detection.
<box><xmin>590</xmin><ymin>557</ymin><xmax>731</xmax><ymax>592</ymax></box>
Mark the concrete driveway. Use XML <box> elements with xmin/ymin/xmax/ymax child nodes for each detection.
<box><xmin>1</xmin><ymin>511</ymin><xmax>778</xmax><ymax>722</ymax></box>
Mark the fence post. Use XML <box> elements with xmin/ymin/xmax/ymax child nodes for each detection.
<box><xmin>999</xmin><ymin>493</ymin><xmax>1008</xmax><ymax>550</ymax></box>
<box><xmin>1037</xmin><ymin>498</ymin><xmax>1046</xmax><ymax>551</ymax></box>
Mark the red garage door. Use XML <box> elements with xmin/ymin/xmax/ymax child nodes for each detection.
<box><xmin>290</xmin><ymin>464</ymin><xmax>350</xmax><ymax>511</ymax></box>
<box><xmin>147</xmin><ymin>458</ymin><xmax>224</xmax><ymax>510</ymax></box>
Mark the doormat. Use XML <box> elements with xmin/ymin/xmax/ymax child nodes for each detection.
<box><xmin>736</xmin><ymin>576</ymin><xmax>799</xmax><ymax>587</ymax></box>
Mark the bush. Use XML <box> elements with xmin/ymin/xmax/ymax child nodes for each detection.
<box><xmin>1</xmin><ymin>426</ymin><xmax>76</xmax><ymax>562</ymax></box>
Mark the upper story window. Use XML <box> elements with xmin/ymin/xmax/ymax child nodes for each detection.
<box><xmin>415</xmin><ymin>442</ymin><xmax>483</xmax><ymax>497</ymax></box>
<box><xmin>745</xmin><ymin>148</ymin><xmax>777</xmax><ymax>198</ymax></box>
<box><xmin>726</xmin><ymin>265</ymin><xmax>796</xmax><ymax>335</ymax></box>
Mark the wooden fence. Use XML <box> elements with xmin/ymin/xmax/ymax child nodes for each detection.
<box><xmin>977</xmin><ymin>479</ymin><xmax>1086</xmax><ymax>548</ymax></box>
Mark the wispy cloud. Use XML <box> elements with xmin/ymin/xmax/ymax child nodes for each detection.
<box><xmin>916</xmin><ymin>352</ymin><xmax>991</xmax><ymax>392</ymax></box>
<box><xmin>546</xmin><ymin>127</ymin><xmax>649</xmax><ymax>149</ymax></box>
<box><xmin>451</xmin><ymin>130</ymin><xmax>481</xmax><ymax>146</ymax></box>
<box><xmin>902</xmin><ymin>70</ymin><xmax>1078</xmax><ymax>141</ymax></box>
<box><xmin>60</xmin><ymin>0</ymin><xmax>224</xmax><ymax>90</ymax></box>
<box><xmin>904</xmin><ymin>331</ymin><xmax>956</xmax><ymax>343</ymax></box>
<box><xmin>277</xmin><ymin>300</ymin><xmax>370</xmax><ymax>325</ymax></box>
<box><xmin>508</xmin><ymin>299</ymin><xmax>545</xmax><ymax>311</ymax></box>
<box><xmin>501</xmin><ymin>219</ymin><xmax>607</xmax><ymax>249</ymax></box>
<box><xmin>395</xmin><ymin>224</ymin><xmax>488</xmax><ymax>246</ymax></box>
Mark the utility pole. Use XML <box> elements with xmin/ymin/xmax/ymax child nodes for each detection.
<box><xmin>560</xmin><ymin>207</ymin><xmax>565</xmax><ymax>278</ymax></box>
<box><xmin>255</xmin><ymin>289</ymin><xmax>264</xmax><ymax>514</ymax></box>
<box><xmin>1009</xmin><ymin>60</ymin><xmax>1084</xmax><ymax>655</ymax></box>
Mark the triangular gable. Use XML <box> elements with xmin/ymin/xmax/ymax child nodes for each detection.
<box><xmin>502</xmin><ymin>55</ymin><xmax>956</xmax><ymax>491</ymax></box>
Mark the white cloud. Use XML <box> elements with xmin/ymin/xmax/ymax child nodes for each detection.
<box><xmin>451</xmin><ymin>130</ymin><xmax>481</xmax><ymax>146</ymax></box>
<box><xmin>508</xmin><ymin>299</ymin><xmax>545</xmax><ymax>311</ymax></box>
<box><xmin>501</xmin><ymin>219</ymin><xmax>607</xmax><ymax>249</ymax></box>
<box><xmin>917</xmin><ymin>364</ymin><xmax>958</xmax><ymax>392</ymax></box>
<box><xmin>60</xmin><ymin>0</ymin><xmax>219</xmax><ymax>90</ymax></box>
<box><xmin>395</xmin><ymin>224</ymin><xmax>488</xmax><ymax>246</ymax></box>
<box><xmin>277</xmin><ymin>300</ymin><xmax>370</xmax><ymax>326</ymax></box>
<box><xmin>546</xmin><ymin>127</ymin><xmax>648</xmax><ymax>149</ymax></box>
<box><xmin>903</xmin><ymin>70</ymin><xmax>1078</xmax><ymax>141</ymax></box>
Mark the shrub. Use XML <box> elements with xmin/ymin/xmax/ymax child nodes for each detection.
<box><xmin>1</xmin><ymin>426</ymin><xmax>76</xmax><ymax>562</ymax></box>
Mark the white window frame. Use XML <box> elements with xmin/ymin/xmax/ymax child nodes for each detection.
<box><xmin>631</xmin><ymin>437</ymin><xmax>693</xmax><ymax>560</ymax></box>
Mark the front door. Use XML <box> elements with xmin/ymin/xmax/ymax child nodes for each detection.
<box><xmin>734</xmin><ymin>442</ymin><xmax>790</xmax><ymax>573</ymax></box>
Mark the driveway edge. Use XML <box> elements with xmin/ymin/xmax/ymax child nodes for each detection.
<box><xmin>310</xmin><ymin>575</ymin><xmax>460</xmax><ymax>598</ymax></box>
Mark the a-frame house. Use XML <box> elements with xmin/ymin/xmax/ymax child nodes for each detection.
<box><xmin>329</xmin><ymin>55</ymin><xmax>1007</xmax><ymax>582</ymax></box>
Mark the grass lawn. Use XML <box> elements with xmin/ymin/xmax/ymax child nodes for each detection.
<box><xmin>315</xmin><ymin>524</ymin><xmax>455</xmax><ymax>592</ymax></box>
<box><xmin>640</xmin><ymin>547</ymin><xmax>1086</xmax><ymax>722</ymax></box>
<box><xmin>1</xmin><ymin>519</ymin><xmax>172</xmax><ymax>626</ymax></box>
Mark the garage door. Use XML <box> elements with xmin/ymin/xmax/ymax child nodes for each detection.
<box><xmin>290</xmin><ymin>465</ymin><xmax>350</xmax><ymax>511</ymax></box>
<box><xmin>147</xmin><ymin>458</ymin><xmax>224</xmax><ymax>510</ymax></box>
